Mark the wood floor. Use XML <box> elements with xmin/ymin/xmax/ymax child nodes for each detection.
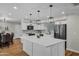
<box><xmin>65</xmin><ymin>50</ymin><xmax>79</xmax><ymax>56</ymax></box>
<box><xmin>0</xmin><ymin>38</ymin><xmax>28</xmax><ymax>56</ymax></box>
<box><xmin>0</xmin><ymin>38</ymin><xmax>79</xmax><ymax>56</ymax></box>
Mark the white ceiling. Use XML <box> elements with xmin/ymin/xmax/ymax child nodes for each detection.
<box><xmin>0</xmin><ymin>3</ymin><xmax>79</xmax><ymax>23</ymax></box>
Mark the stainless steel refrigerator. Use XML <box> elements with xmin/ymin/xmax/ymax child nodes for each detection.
<box><xmin>54</xmin><ymin>24</ymin><xmax>67</xmax><ymax>49</ymax></box>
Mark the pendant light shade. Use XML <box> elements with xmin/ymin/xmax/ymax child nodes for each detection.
<box><xmin>49</xmin><ymin>5</ymin><xmax>54</xmax><ymax>19</ymax></box>
<box><xmin>37</xmin><ymin>10</ymin><xmax>40</xmax><ymax>13</ymax></box>
<box><xmin>37</xmin><ymin>10</ymin><xmax>40</xmax><ymax>20</ymax></box>
<box><xmin>48</xmin><ymin>5</ymin><xmax>54</xmax><ymax>23</ymax></box>
<box><xmin>36</xmin><ymin>10</ymin><xmax>41</xmax><ymax>25</ymax></box>
<box><xmin>29</xmin><ymin>13</ymin><xmax>32</xmax><ymax>23</ymax></box>
<box><xmin>49</xmin><ymin>5</ymin><xmax>53</xmax><ymax>7</ymax></box>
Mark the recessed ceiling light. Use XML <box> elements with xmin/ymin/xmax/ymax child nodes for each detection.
<box><xmin>62</xmin><ymin>11</ymin><xmax>65</xmax><ymax>14</ymax></box>
<box><xmin>13</xmin><ymin>6</ymin><xmax>18</xmax><ymax>10</ymax></box>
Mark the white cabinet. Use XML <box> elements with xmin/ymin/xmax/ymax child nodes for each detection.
<box><xmin>34</xmin><ymin>24</ymin><xmax>46</xmax><ymax>30</ymax></box>
<box><xmin>51</xmin><ymin>44</ymin><xmax>58</xmax><ymax>56</ymax></box>
<box><xmin>21</xmin><ymin>36</ymin><xmax>65</xmax><ymax>56</ymax></box>
<box><xmin>21</xmin><ymin>20</ymin><xmax>46</xmax><ymax>30</ymax></box>
<box><xmin>22</xmin><ymin>39</ymin><xmax>32</xmax><ymax>55</ymax></box>
<box><xmin>21</xmin><ymin>22</ymin><xmax>27</xmax><ymax>30</ymax></box>
<box><xmin>33</xmin><ymin>43</ymin><xmax>50</xmax><ymax>56</ymax></box>
<box><xmin>51</xmin><ymin>42</ymin><xmax>65</xmax><ymax>56</ymax></box>
<box><xmin>22</xmin><ymin>40</ymin><xmax>65</xmax><ymax>56</ymax></box>
<box><xmin>57</xmin><ymin>42</ymin><xmax>65</xmax><ymax>56</ymax></box>
<box><xmin>32</xmin><ymin>42</ymin><xmax>65</xmax><ymax>56</ymax></box>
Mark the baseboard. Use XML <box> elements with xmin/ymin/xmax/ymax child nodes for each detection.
<box><xmin>67</xmin><ymin>48</ymin><xmax>79</xmax><ymax>53</ymax></box>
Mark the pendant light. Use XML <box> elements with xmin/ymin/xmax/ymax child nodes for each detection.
<box><xmin>48</xmin><ymin>5</ymin><xmax>54</xmax><ymax>23</ymax></box>
<box><xmin>37</xmin><ymin>10</ymin><xmax>40</xmax><ymax>20</ymax></box>
<box><xmin>29</xmin><ymin>13</ymin><xmax>32</xmax><ymax>24</ymax></box>
<box><xmin>36</xmin><ymin>10</ymin><xmax>41</xmax><ymax>25</ymax></box>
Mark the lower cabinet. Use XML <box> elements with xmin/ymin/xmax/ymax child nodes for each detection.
<box><xmin>32</xmin><ymin>42</ymin><xmax>65</xmax><ymax>56</ymax></box>
<box><xmin>23</xmin><ymin>39</ymin><xmax>32</xmax><ymax>55</ymax></box>
<box><xmin>33</xmin><ymin>43</ymin><xmax>51</xmax><ymax>56</ymax></box>
<box><xmin>51</xmin><ymin>42</ymin><xmax>65</xmax><ymax>56</ymax></box>
<box><xmin>57</xmin><ymin>42</ymin><xmax>65</xmax><ymax>56</ymax></box>
<box><xmin>23</xmin><ymin>40</ymin><xmax>65</xmax><ymax>56</ymax></box>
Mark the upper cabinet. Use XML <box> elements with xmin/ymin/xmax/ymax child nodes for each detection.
<box><xmin>21</xmin><ymin>19</ymin><xmax>47</xmax><ymax>31</ymax></box>
<box><xmin>33</xmin><ymin>24</ymin><xmax>46</xmax><ymax>30</ymax></box>
<box><xmin>21</xmin><ymin>22</ymin><xmax>27</xmax><ymax>30</ymax></box>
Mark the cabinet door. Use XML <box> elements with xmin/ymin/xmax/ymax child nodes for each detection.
<box><xmin>51</xmin><ymin>42</ymin><xmax>65</xmax><ymax>56</ymax></box>
<box><xmin>23</xmin><ymin>39</ymin><xmax>32</xmax><ymax>55</ymax></box>
<box><xmin>57</xmin><ymin>42</ymin><xmax>65</xmax><ymax>56</ymax></box>
<box><xmin>51</xmin><ymin>44</ymin><xmax>58</xmax><ymax>56</ymax></box>
<box><xmin>21</xmin><ymin>23</ymin><xmax>27</xmax><ymax>30</ymax></box>
<box><xmin>34</xmin><ymin>24</ymin><xmax>46</xmax><ymax>30</ymax></box>
<box><xmin>33</xmin><ymin>43</ymin><xmax>50</xmax><ymax>56</ymax></box>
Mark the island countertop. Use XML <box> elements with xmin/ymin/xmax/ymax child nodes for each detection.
<box><xmin>21</xmin><ymin>34</ymin><xmax>66</xmax><ymax>47</ymax></box>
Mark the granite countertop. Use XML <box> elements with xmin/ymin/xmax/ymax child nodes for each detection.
<box><xmin>21</xmin><ymin>34</ymin><xmax>66</xmax><ymax>47</ymax></box>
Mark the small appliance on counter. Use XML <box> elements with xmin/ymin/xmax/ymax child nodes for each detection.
<box><xmin>28</xmin><ymin>33</ymin><xmax>35</xmax><ymax>36</ymax></box>
<box><xmin>39</xmin><ymin>34</ymin><xmax>44</xmax><ymax>36</ymax></box>
<box><xmin>36</xmin><ymin>33</ymin><xmax>44</xmax><ymax>38</ymax></box>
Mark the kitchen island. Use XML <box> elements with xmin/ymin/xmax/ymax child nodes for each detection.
<box><xmin>21</xmin><ymin>34</ymin><xmax>65</xmax><ymax>56</ymax></box>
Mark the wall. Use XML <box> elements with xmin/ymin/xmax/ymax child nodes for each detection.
<box><xmin>0</xmin><ymin>22</ymin><xmax>15</xmax><ymax>32</ymax></box>
<box><xmin>67</xmin><ymin>15</ymin><xmax>79</xmax><ymax>51</ymax></box>
<box><xmin>0</xmin><ymin>22</ymin><xmax>21</xmax><ymax>39</ymax></box>
<box><xmin>14</xmin><ymin>24</ymin><xmax>23</xmax><ymax>38</ymax></box>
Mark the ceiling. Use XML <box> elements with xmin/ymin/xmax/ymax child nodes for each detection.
<box><xmin>0</xmin><ymin>3</ymin><xmax>79</xmax><ymax>23</ymax></box>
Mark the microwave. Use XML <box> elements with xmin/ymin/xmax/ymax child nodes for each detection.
<box><xmin>27</xmin><ymin>25</ymin><xmax>34</xmax><ymax>30</ymax></box>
